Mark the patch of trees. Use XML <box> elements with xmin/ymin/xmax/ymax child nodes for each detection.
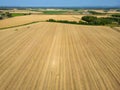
<box><xmin>0</xmin><ymin>12</ymin><xmax>12</xmax><ymax>20</ymax></box>
<box><xmin>0</xmin><ymin>14</ymin><xmax>4</xmax><ymax>20</ymax></box>
<box><xmin>74</xmin><ymin>9</ymin><xmax>79</xmax><ymax>11</ymax></box>
<box><xmin>81</xmin><ymin>16</ymin><xmax>97</xmax><ymax>22</ymax></box>
<box><xmin>5</xmin><ymin>12</ymin><xmax>12</xmax><ymax>17</ymax></box>
<box><xmin>116</xmin><ymin>9</ymin><xmax>120</xmax><ymax>12</ymax></box>
<box><xmin>111</xmin><ymin>14</ymin><xmax>120</xmax><ymax>18</ymax></box>
<box><xmin>81</xmin><ymin>16</ymin><xmax>120</xmax><ymax>25</ymax></box>
<box><xmin>0</xmin><ymin>15</ymin><xmax>3</xmax><ymax>20</ymax></box>
<box><xmin>47</xmin><ymin>19</ymin><xmax>78</xmax><ymax>24</ymax></box>
<box><xmin>88</xmin><ymin>11</ymin><xmax>105</xmax><ymax>15</ymax></box>
<box><xmin>47</xmin><ymin>16</ymin><xmax>120</xmax><ymax>26</ymax></box>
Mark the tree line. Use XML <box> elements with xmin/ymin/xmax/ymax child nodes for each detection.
<box><xmin>0</xmin><ymin>12</ymin><xmax>12</xmax><ymax>19</ymax></box>
<box><xmin>47</xmin><ymin>14</ymin><xmax>120</xmax><ymax>26</ymax></box>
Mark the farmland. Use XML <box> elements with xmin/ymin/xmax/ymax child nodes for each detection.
<box><xmin>0</xmin><ymin>14</ymin><xmax>111</xmax><ymax>29</ymax></box>
<box><xmin>0</xmin><ymin>22</ymin><xmax>120</xmax><ymax>90</ymax></box>
<box><xmin>0</xmin><ymin>7</ymin><xmax>120</xmax><ymax>90</ymax></box>
<box><xmin>0</xmin><ymin>15</ymin><xmax>80</xmax><ymax>28</ymax></box>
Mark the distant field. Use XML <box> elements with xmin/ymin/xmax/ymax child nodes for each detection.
<box><xmin>0</xmin><ymin>15</ymin><xmax>109</xmax><ymax>29</ymax></box>
<box><xmin>0</xmin><ymin>22</ymin><xmax>119</xmax><ymax>90</ymax></box>
<box><xmin>11</xmin><ymin>13</ymin><xmax>26</xmax><ymax>17</ymax></box>
<box><xmin>92</xmin><ymin>9</ymin><xmax>120</xmax><ymax>14</ymax></box>
<box><xmin>42</xmin><ymin>11</ymin><xmax>67</xmax><ymax>14</ymax></box>
<box><xmin>0</xmin><ymin>10</ymin><xmax>43</xmax><ymax>14</ymax></box>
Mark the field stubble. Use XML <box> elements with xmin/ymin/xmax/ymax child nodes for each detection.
<box><xmin>0</xmin><ymin>22</ymin><xmax>120</xmax><ymax>90</ymax></box>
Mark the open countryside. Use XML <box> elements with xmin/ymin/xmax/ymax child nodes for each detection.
<box><xmin>0</xmin><ymin>21</ymin><xmax>120</xmax><ymax>89</ymax></box>
<box><xmin>0</xmin><ymin>0</ymin><xmax>120</xmax><ymax>90</ymax></box>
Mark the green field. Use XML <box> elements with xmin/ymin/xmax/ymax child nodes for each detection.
<box><xmin>42</xmin><ymin>11</ymin><xmax>67</xmax><ymax>14</ymax></box>
<box><xmin>11</xmin><ymin>13</ymin><xmax>26</xmax><ymax>17</ymax></box>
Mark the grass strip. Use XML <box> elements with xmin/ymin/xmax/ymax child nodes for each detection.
<box><xmin>0</xmin><ymin>21</ymin><xmax>41</xmax><ymax>30</ymax></box>
<box><xmin>110</xmin><ymin>27</ymin><xmax>120</xmax><ymax>33</ymax></box>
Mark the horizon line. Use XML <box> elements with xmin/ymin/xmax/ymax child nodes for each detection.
<box><xmin>0</xmin><ymin>6</ymin><xmax>120</xmax><ymax>8</ymax></box>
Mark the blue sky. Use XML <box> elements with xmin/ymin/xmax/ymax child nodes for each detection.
<box><xmin>0</xmin><ymin>0</ymin><xmax>120</xmax><ymax>7</ymax></box>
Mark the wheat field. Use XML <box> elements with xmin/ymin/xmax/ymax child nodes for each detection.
<box><xmin>0</xmin><ymin>15</ymin><xmax>109</xmax><ymax>29</ymax></box>
<box><xmin>0</xmin><ymin>15</ymin><xmax>79</xmax><ymax>28</ymax></box>
<box><xmin>0</xmin><ymin>22</ymin><xmax>120</xmax><ymax>90</ymax></box>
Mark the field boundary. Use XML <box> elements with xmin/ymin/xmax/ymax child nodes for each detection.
<box><xmin>0</xmin><ymin>21</ymin><xmax>41</xmax><ymax>30</ymax></box>
<box><xmin>110</xmin><ymin>27</ymin><xmax>120</xmax><ymax>32</ymax></box>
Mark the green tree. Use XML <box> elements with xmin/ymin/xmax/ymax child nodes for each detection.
<box><xmin>82</xmin><ymin>16</ymin><xmax>97</xmax><ymax>22</ymax></box>
<box><xmin>5</xmin><ymin>12</ymin><xmax>12</xmax><ymax>17</ymax></box>
<box><xmin>0</xmin><ymin>14</ymin><xmax>3</xmax><ymax>20</ymax></box>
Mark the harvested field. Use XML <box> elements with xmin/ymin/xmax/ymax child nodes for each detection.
<box><xmin>114</xmin><ymin>27</ymin><xmax>120</xmax><ymax>31</ymax></box>
<box><xmin>0</xmin><ymin>22</ymin><xmax>120</xmax><ymax>90</ymax></box>
<box><xmin>92</xmin><ymin>10</ymin><xmax>120</xmax><ymax>14</ymax></box>
<box><xmin>0</xmin><ymin>15</ymin><xmax>109</xmax><ymax>29</ymax></box>
<box><xmin>0</xmin><ymin>10</ymin><xmax>43</xmax><ymax>14</ymax></box>
<box><xmin>111</xmin><ymin>27</ymin><xmax>120</xmax><ymax>33</ymax></box>
<box><xmin>73</xmin><ymin>15</ymin><xmax>109</xmax><ymax>19</ymax></box>
<box><xmin>0</xmin><ymin>15</ymin><xmax>79</xmax><ymax>28</ymax></box>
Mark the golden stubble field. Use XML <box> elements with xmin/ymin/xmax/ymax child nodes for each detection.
<box><xmin>0</xmin><ymin>15</ymin><xmax>80</xmax><ymax>28</ymax></box>
<box><xmin>0</xmin><ymin>15</ymin><xmax>109</xmax><ymax>29</ymax></box>
<box><xmin>0</xmin><ymin>22</ymin><xmax>120</xmax><ymax>90</ymax></box>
